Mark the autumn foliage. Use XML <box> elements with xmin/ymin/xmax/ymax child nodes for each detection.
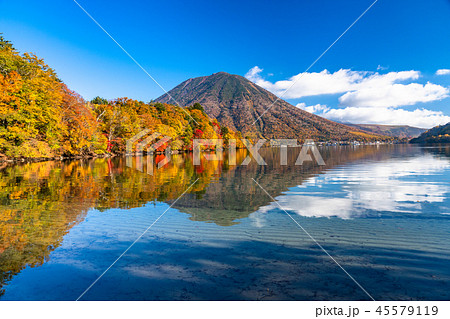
<box><xmin>0</xmin><ymin>36</ymin><xmax>240</xmax><ymax>158</ymax></box>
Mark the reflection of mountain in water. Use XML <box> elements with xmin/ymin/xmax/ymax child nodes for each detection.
<box><xmin>172</xmin><ymin>145</ymin><xmax>426</xmax><ymax>225</ymax></box>
<box><xmin>1</xmin><ymin>145</ymin><xmax>448</xmax><ymax>295</ymax></box>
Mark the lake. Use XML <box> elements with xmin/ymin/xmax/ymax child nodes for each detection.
<box><xmin>0</xmin><ymin>144</ymin><xmax>449</xmax><ymax>300</ymax></box>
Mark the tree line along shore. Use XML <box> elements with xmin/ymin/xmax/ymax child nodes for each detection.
<box><xmin>0</xmin><ymin>35</ymin><xmax>243</xmax><ymax>162</ymax></box>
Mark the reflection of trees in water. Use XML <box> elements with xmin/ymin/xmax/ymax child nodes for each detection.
<box><xmin>0</xmin><ymin>144</ymin><xmax>418</xmax><ymax>295</ymax></box>
<box><xmin>0</xmin><ymin>156</ymin><xmax>215</xmax><ymax>295</ymax></box>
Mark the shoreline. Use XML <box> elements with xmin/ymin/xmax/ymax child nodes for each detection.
<box><xmin>0</xmin><ymin>147</ymin><xmax>234</xmax><ymax>164</ymax></box>
<box><xmin>0</xmin><ymin>141</ymin><xmax>412</xmax><ymax>164</ymax></box>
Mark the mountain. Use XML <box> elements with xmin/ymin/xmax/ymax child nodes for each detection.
<box><xmin>410</xmin><ymin>122</ymin><xmax>450</xmax><ymax>144</ymax></box>
<box><xmin>346</xmin><ymin>124</ymin><xmax>426</xmax><ymax>139</ymax></box>
<box><xmin>156</xmin><ymin>72</ymin><xmax>390</xmax><ymax>141</ymax></box>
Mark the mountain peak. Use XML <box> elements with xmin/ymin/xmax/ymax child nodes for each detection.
<box><xmin>211</xmin><ymin>71</ymin><xmax>231</xmax><ymax>76</ymax></box>
<box><xmin>156</xmin><ymin>73</ymin><xmax>389</xmax><ymax>141</ymax></box>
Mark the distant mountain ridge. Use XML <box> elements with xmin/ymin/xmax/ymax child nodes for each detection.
<box><xmin>346</xmin><ymin>124</ymin><xmax>426</xmax><ymax>139</ymax></box>
<box><xmin>410</xmin><ymin>123</ymin><xmax>450</xmax><ymax>144</ymax></box>
<box><xmin>156</xmin><ymin>72</ymin><xmax>390</xmax><ymax>141</ymax></box>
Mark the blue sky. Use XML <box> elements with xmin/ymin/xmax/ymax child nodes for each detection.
<box><xmin>1</xmin><ymin>0</ymin><xmax>449</xmax><ymax>127</ymax></box>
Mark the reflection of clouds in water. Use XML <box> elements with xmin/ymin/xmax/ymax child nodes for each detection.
<box><xmin>253</xmin><ymin>154</ymin><xmax>450</xmax><ymax>220</ymax></box>
<box><xmin>260</xmin><ymin>196</ymin><xmax>354</xmax><ymax>220</ymax></box>
<box><xmin>249</xmin><ymin>210</ymin><xmax>267</xmax><ymax>228</ymax></box>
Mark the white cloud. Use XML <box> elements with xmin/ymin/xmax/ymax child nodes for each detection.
<box><xmin>246</xmin><ymin>66</ymin><xmax>450</xmax><ymax>128</ymax></box>
<box><xmin>245</xmin><ymin>66</ymin><xmax>264</xmax><ymax>80</ymax></box>
<box><xmin>296</xmin><ymin>102</ymin><xmax>329</xmax><ymax>113</ymax></box>
<box><xmin>339</xmin><ymin>82</ymin><xmax>449</xmax><ymax>107</ymax></box>
<box><xmin>246</xmin><ymin>67</ymin><xmax>367</xmax><ymax>98</ymax></box>
<box><xmin>436</xmin><ymin>69</ymin><xmax>450</xmax><ymax>75</ymax></box>
<box><xmin>246</xmin><ymin>67</ymin><xmax>449</xmax><ymax>106</ymax></box>
<box><xmin>322</xmin><ymin>107</ymin><xmax>450</xmax><ymax>128</ymax></box>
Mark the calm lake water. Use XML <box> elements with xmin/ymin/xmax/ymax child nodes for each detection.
<box><xmin>0</xmin><ymin>145</ymin><xmax>449</xmax><ymax>300</ymax></box>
